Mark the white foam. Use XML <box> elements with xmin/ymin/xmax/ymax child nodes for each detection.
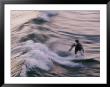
<box><xmin>12</xmin><ymin>40</ymin><xmax>83</xmax><ymax>76</ymax></box>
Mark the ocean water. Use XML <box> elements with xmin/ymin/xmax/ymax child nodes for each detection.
<box><xmin>11</xmin><ymin>10</ymin><xmax>100</xmax><ymax>77</ymax></box>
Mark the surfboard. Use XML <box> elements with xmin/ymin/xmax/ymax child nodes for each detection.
<box><xmin>72</xmin><ymin>58</ymin><xmax>99</xmax><ymax>63</ymax></box>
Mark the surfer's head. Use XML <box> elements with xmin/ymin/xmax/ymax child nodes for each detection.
<box><xmin>75</xmin><ymin>39</ymin><xmax>79</xmax><ymax>43</ymax></box>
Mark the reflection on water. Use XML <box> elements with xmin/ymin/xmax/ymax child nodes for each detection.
<box><xmin>11</xmin><ymin>10</ymin><xmax>100</xmax><ymax>77</ymax></box>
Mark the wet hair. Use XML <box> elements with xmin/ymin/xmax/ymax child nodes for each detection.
<box><xmin>75</xmin><ymin>39</ymin><xmax>79</xmax><ymax>43</ymax></box>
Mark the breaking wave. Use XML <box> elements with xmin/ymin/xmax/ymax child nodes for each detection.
<box><xmin>12</xmin><ymin>40</ymin><xmax>83</xmax><ymax>77</ymax></box>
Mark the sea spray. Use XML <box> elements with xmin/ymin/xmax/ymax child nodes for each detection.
<box><xmin>12</xmin><ymin>40</ymin><xmax>83</xmax><ymax>76</ymax></box>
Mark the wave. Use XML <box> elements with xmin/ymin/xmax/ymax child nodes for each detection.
<box><xmin>12</xmin><ymin>40</ymin><xmax>84</xmax><ymax>76</ymax></box>
<box><xmin>11</xmin><ymin>10</ymin><xmax>100</xmax><ymax>77</ymax></box>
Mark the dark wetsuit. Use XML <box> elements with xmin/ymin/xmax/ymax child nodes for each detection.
<box><xmin>74</xmin><ymin>43</ymin><xmax>84</xmax><ymax>54</ymax></box>
<box><xmin>69</xmin><ymin>43</ymin><xmax>84</xmax><ymax>54</ymax></box>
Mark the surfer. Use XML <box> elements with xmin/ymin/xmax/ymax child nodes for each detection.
<box><xmin>69</xmin><ymin>40</ymin><xmax>84</xmax><ymax>56</ymax></box>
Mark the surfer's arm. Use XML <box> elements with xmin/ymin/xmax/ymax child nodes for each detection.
<box><xmin>82</xmin><ymin>48</ymin><xmax>84</xmax><ymax>53</ymax></box>
<box><xmin>81</xmin><ymin>45</ymin><xmax>84</xmax><ymax>53</ymax></box>
<box><xmin>68</xmin><ymin>43</ymin><xmax>75</xmax><ymax>51</ymax></box>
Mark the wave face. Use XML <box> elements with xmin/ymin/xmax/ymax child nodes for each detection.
<box><xmin>11</xmin><ymin>10</ymin><xmax>100</xmax><ymax>77</ymax></box>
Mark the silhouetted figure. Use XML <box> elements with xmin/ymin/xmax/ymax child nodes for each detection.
<box><xmin>69</xmin><ymin>40</ymin><xmax>84</xmax><ymax>56</ymax></box>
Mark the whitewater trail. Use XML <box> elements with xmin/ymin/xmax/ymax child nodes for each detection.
<box><xmin>12</xmin><ymin>40</ymin><xmax>83</xmax><ymax>76</ymax></box>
